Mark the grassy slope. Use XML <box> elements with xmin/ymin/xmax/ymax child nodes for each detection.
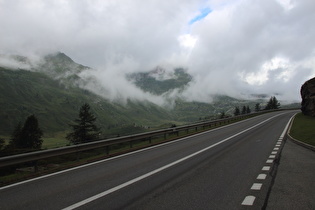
<box><xmin>0</xmin><ymin>68</ymin><xmax>175</xmax><ymax>139</ymax></box>
<box><xmin>290</xmin><ymin>112</ymin><xmax>315</xmax><ymax>146</ymax></box>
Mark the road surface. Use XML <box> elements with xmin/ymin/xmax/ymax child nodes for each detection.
<box><xmin>0</xmin><ymin>111</ymin><xmax>297</xmax><ymax>209</ymax></box>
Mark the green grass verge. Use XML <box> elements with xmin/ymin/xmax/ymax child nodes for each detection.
<box><xmin>42</xmin><ymin>137</ymin><xmax>68</xmax><ymax>149</ymax></box>
<box><xmin>290</xmin><ymin>113</ymin><xmax>315</xmax><ymax>146</ymax></box>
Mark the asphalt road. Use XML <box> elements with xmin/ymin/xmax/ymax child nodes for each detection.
<box><xmin>0</xmin><ymin>111</ymin><xmax>297</xmax><ymax>210</ymax></box>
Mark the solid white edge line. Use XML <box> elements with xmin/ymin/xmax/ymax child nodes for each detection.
<box><xmin>62</xmin><ymin>114</ymin><xmax>284</xmax><ymax>210</ymax></box>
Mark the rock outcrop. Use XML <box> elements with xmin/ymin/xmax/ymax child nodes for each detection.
<box><xmin>301</xmin><ymin>77</ymin><xmax>315</xmax><ymax>117</ymax></box>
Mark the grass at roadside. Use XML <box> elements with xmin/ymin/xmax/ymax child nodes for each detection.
<box><xmin>42</xmin><ymin>137</ymin><xmax>68</xmax><ymax>149</ymax></box>
<box><xmin>290</xmin><ymin>112</ymin><xmax>315</xmax><ymax>146</ymax></box>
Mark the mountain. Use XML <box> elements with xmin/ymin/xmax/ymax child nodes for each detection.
<box><xmin>127</xmin><ymin>67</ymin><xmax>192</xmax><ymax>95</ymax></box>
<box><xmin>0</xmin><ymin>52</ymin><xmax>299</xmax><ymax>139</ymax></box>
<box><xmin>0</xmin><ymin>64</ymin><xmax>180</xmax><ymax>137</ymax></box>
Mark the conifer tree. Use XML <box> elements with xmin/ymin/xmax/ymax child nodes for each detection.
<box><xmin>234</xmin><ymin>106</ymin><xmax>240</xmax><ymax>116</ymax></box>
<box><xmin>9</xmin><ymin>122</ymin><xmax>23</xmax><ymax>149</ymax></box>
<box><xmin>67</xmin><ymin>103</ymin><xmax>100</xmax><ymax>144</ymax></box>
<box><xmin>241</xmin><ymin>106</ymin><xmax>247</xmax><ymax>115</ymax></box>
<box><xmin>9</xmin><ymin>115</ymin><xmax>43</xmax><ymax>150</ymax></box>
<box><xmin>20</xmin><ymin>115</ymin><xmax>43</xmax><ymax>149</ymax></box>
<box><xmin>255</xmin><ymin>103</ymin><xmax>261</xmax><ymax>112</ymax></box>
<box><xmin>265</xmin><ymin>96</ymin><xmax>280</xmax><ymax>110</ymax></box>
<box><xmin>246</xmin><ymin>105</ymin><xmax>251</xmax><ymax>114</ymax></box>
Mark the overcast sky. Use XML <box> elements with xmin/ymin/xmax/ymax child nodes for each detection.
<box><xmin>1</xmin><ymin>0</ymin><xmax>315</xmax><ymax>103</ymax></box>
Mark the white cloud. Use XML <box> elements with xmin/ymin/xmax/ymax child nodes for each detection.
<box><xmin>178</xmin><ymin>34</ymin><xmax>197</xmax><ymax>49</ymax></box>
<box><xmin>0</xmin><ymin>0</ymin><xmax>314</xmax><ymax>103</ymax></box>
<box><xmin>240</xmin><ymin>57</ymin><xmax>291</xmax><ymax>85</ymax></box>
<box><xmin>276</xmin><ymin>0</ymin><xmax>296</xmax><ymax>10</ymax></box>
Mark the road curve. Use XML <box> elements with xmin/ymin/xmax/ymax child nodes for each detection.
<box><xmin>0</xmin><ymin>111</ymin><xmax>297</xmax><ymax>210</ymax></box>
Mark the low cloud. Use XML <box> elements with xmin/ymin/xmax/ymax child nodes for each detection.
<box><xmin>1</xmin><ymin>0</ymin><xmax>314</xmax><ymax>104</ymax></box>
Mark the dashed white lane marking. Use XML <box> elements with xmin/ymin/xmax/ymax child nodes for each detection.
<box><xmin>241</xmin><ymin>114</ymin><xmax>295</xmax><ymax>207</ymax></box>
<box><xmin>251</xmin><ymin>183</ymin><xmax>262</xmax><ymax>190</ymax></box>
<box><xmin>262</xmin><ymin>166</ymin><xmax>270</xmax><ymax>171</ymax></box>
<box><xmin>266</xmin><ymin>159</ymin><xmax>273</xmax><ymax>163</ymax></box>
<box><xmin>63</xmin><ymin>114</ymin><xmax>286</xmax><ymax>210</ymax></box>
<box><xmin>242</xmin><ymin>196</ymin><xmax>256</xmax><ymax>206</ymax></box>
<box><xmin>257</xmin><ymin>174</ymin><xmax>267</xmax><ymax>180</ymax></box>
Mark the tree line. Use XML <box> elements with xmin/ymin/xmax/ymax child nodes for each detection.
<box><xmin>233</xmin><ymin>96</ymin><xmax>280</xmax><ymax>116</ymax></box>
<box><xmin>0</xmin><ymin>96</ymin><xmax>281</xmax><ymax>154</ymax></box>
<box><xmin>0</xmin><ymin>103</ymin><xmax>99</xmax><ymax>155</ymax></box>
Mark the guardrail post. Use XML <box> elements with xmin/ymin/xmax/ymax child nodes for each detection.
<box><xmin>129</xmin><ymin>141</ymin><xmax>133</xmax><ymax>148</ymax></box>
<box><xmin>33</xmin><ymin>160</ymin><xmax>38</xmax><ymax>173</ymax></box>
<box><xmin>105</xmin><ymin>146</ymin><xmax>109</xmax><ymax>155</ymax></box>
<box><xmin>164</xmin><ymin>133</ymin><xmax>167</xmax><ymax>140</ymax></box>
<box><xmin>149</xmin><ymin>137</ymin><xmax>152</xmax><ymax>144</ymax></box>
<box><xmin>76</xmin><ymin>152</ymin><xmax>80</xmax><ymax>160</ymax></box>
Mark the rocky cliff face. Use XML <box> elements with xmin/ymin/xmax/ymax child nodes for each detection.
<box><xmin>301</xmin><ymin>77</ymin><xmax>315</xmax><ymax>117</ymax></box>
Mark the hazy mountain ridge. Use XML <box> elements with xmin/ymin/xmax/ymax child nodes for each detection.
<box><xmin>127</xmin><ymin>67</ymin><xmax>192</xmax><ymax>95</ymax></box>
<box><xmin>0</xmin><ymin>66</ymin><xmax>176</xmax><ymax>137</ymax></box>
<box><xmin>0</xmin><ymin>52</ymin><xmax>299</xmax><ymax>138</ymax></box>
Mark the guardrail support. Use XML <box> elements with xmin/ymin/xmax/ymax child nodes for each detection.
<box><xmin>105</xmin><ymin>146</ymin><xmax>109</xmax><ymax>155</ymax></box>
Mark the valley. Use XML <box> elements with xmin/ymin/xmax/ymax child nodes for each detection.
<box><xmin>0</xmin><ymin>53</ymin><xmax>299</xmax><ymax>147</ymax></box>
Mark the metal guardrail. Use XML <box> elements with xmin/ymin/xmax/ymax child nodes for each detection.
<box><xmin>0</xmin><ymin>109</ymin><xmax>293</xmax><ymax>168</ymax></box>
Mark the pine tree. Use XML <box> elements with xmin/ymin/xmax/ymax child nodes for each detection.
<box><xmin>241</xmin><ymin>106</ymin><xmax>247</xmax><ymax>115</ymax></box>
<box><xmin>246</xmin><ymin>106</ymin><xmax>251</xmax><ymax>114</ymax></box>
<box><xmin>8</xmin><ymin>122</ymin><xmax>23</xmax><ymax>149</ymax></box>
<box><xmin>20</xmin><ymin>115</ymin><xmax>43</xmax><ymax>149</ymax></box>
<box><xmin>8</xmin><ymin>116</ymin><xmax>43</xmax><ymax>150</ymax></box>
<box><xmin>220</xmin><ymin>111</ymin><xmax>226</xmax><ymax>119</ymax></box>
<box><xmin>67</xmin><ymin>103</ymin><xmax>100</xmax><ymax>144</ymax></box>
<box><xmin>234</xmin><ymin>106</ymin><xmax>240</xmax><ymax>116</ymax></box>
<box><xmin>265</xmin><ymin>96</ymin><xmax>280</xmax><ymax>110</ymax></box>
<box><xmin>255</xmin><ymin>103</ymin><xmax>261</xmax><ymax>112</ymax></box>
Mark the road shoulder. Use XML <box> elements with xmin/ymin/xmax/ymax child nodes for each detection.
<box><xmin>266</xmin><ymin>139</ymin><xmax>315</xmax><ymax>209</ymax></box>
